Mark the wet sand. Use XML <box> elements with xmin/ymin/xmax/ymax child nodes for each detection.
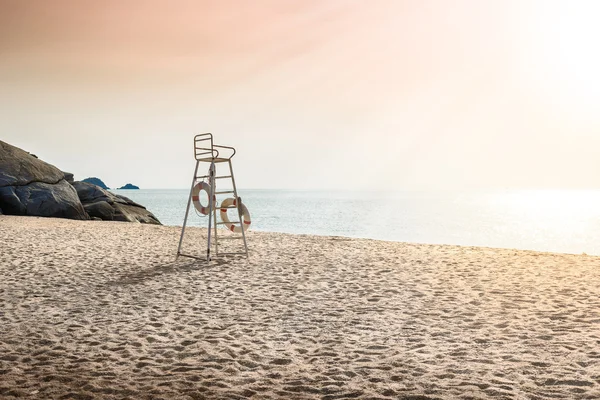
<box><xmin>1</xmin><ymin>215</ymin><xmax>600</xmax><ymax>399</ymax></box>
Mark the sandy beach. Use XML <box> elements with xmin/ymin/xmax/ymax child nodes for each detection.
<box><xmin>1</xmin><ymin>216</ymin><xmax>600</xmax><ymax>399</ymax></box>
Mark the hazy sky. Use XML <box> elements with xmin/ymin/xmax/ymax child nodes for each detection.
<box><xmin>1</xmin><ymin>0</ymin><xmax>599</xmax><ymax>189</ymax></box>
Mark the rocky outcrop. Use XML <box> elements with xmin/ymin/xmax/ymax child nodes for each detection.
<box><xmin>73</xmin><ymin>181</ymin><xmax>160</xmax><ymax>225</ymax></box>
<box><xmin>118</xmin><ymin>183</ymin><xmax>139</xmax><ymax>190</ymax></box>
<box><xmin>62</xmin><ymin>171</ymin><xmax>74</xmax><ymax>183</ymax></box>
<box><xmin>82</xmin><ymin>177</ymin><xmax>109</xmax><ymax>190</ymax></box>
<box><xmin>0</xmin><ymin>141</ymin><xmax>160</xmax><ymax>224</ymax></box>
<box><xmin>0</xmin><ymin>141</ymin><xmax>89</xmax><ymax>220</ymax></box>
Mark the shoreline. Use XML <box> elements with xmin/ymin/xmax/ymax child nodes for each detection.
<box><xmin>5</xmin><ymin>214</ymin><xmax>598</xmax><ymax>258</ymax></box>
<box><xmin>1</xmin><ymin>215</ymin><xmax>600</xmax><ymax>399</ymax></box>
<box><xmin>42</xmin><ymin>213</ymin><xmax>594</xmax><ymax>258</ymax></box>
<box><xmin>106</xmin><ymin>188</ymin><xmax>600</xmax><ymax>257</ymax></box>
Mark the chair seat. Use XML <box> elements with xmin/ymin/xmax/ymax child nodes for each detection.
<box><xmin>196</xmin><ymin>157</ymin><xmax>231</xmax><ymax>163</ymax></box>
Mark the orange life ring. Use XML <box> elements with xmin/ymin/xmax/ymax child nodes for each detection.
<box><xmin>192</xmin><ymin>181</ymin><xmax>216</xmax><ymax>215</ymax></box>
<box><xmin>219</xmin><ymin>197</ymin><xmax>251</xmax><ymax>232</ymax></box>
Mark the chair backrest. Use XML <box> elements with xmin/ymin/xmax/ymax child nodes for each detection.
<box><xmin>194</xmin><ymin>133</ymin><xmax>237</xmax><ymax>160</ymax></box>
<box><xmin>194</xmin><ymin>133</ymin><xmax>218</xmax><ymax>160</ymax></box>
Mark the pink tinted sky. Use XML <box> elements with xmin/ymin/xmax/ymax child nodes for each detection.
<box><xmin>1</xmin><ymin>0</ymin><xmax>599</xmax><ymax>189</ymax></box>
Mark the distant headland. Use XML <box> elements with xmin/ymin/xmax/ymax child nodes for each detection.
<box><xmin>118</xmin><ymin>183</ymin><xmax>140</xmax><ymax>190</ymax></box>
<box><xmin>82</xmin><ymin>177</ymin><xmax>109</xmax><ymax>190</ymax></box>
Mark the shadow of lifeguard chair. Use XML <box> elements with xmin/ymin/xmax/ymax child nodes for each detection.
<box><xmin>176</xmin><ymin>133</ymin><xmax>250</xmax><ymax>261</ymax></box>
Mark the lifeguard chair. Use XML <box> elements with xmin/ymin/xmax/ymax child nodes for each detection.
<box><xmin>176</xmin><ymin>133</ymin><xmax>250</xmax><ymax>261</ymax></box>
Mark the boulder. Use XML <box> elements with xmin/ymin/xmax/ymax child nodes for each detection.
<box><xmin>74</xmin><ymin>181</ymin><xmax>112</xmax><ymax>204</ymax></box>
<box><xmin>73</xmin><ymin>181</ymin><xmax>160</xmax><ymax>225</ymax></box>
<box><xmin>0</xmin><ymin>140</ymin><xmax>64</xmax><ymax>187</ymax></box>
<box><xmin>83</xmin><ymin>200</ymin><xmax>115</xmax><ymax>221</ymax></box>
<box><xmin>0</xmin><ymin>181</ymin><xmax>87</xmax><ymax>219</ymax></box>
<box><xmin>0</xmin><ymin>141</ymin><xmax>89</xmax><ymax>220</ymax></box>
<box><xmin>113</xmin><ymin>202</ymin><xmax>160</xmax><ymax>224</ymax></box>
<box><xmin>114</xmin><ymin>194</ymin><xmax>146</xmax><ymax>209</ymax></box>
<box><xmin>63</xmin><ymin>171</ymin><xmax>74</xmax><ymax>183</ymax></box>
<box><xmin>0</xmin><ymin>186</ymin><xmax>22</xmax><ymax>214</ymax></box>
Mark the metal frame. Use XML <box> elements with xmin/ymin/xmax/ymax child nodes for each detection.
<box><xmin>176</xmin><ymin>133</ymin><xmax>249</xmax><ymax>261</ymax></box>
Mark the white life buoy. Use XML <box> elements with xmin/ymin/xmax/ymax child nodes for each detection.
<box><xmin>220</xmin><ymin>197</ymin><xmax>251</xmax><ymax>232</ymax></box>
<box><xmin>192</xmin><ymin>181</ymin><xmax>216</xmax><ymax>215</ymax></box>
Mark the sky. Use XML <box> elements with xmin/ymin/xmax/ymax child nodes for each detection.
<box><xmin>1</xmin><ymin>0</ymin><xmax>599</xmax><ymax>190</ymax></box>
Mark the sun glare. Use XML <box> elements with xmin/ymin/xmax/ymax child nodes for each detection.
<box><xmin>531</xmin><ymin>1</ymin><xmax>600</xmax><ymax>113</ymax></box>
<box><xmin>497</xmin><ymin>189</ymin><xmax>600</xmax><ymax>238</ymax></box>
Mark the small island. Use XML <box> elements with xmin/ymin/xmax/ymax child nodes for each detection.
<box><xmin>82</xmin><ymin>177</ymin><xmax>109</xmax><ymax>189</ymax></box>
<box><xmin>118</xmin><ymin>183</ymin><xmax>140</xmax><ymax>190</ymax></box>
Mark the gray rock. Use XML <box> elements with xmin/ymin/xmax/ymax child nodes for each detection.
<box><xmin>0</xmin><ymin>141</ymin><xmax>88</xmax><ymax>220</ymax></box>
<box><xmin>0</xmin><ymin>180</ymin><xmax>88</xmax><ymax>219</ymax></box>
<box><xmin>63</xmin><ymin>171</ymin><xmax>74</xmax><ymax>183</ymax></box>
<box><xmin>84</xmin><ymin>200</ymin><xmax>115</xmax><ymax>221</ymax></box>
<box><xmin>73</xmin><ymin>181</ymin><xmax>111</xmax><ymax>204</ymax></box>
<box><xmin>0</xmin><ymin>186</ymin><xmax>25</xmax><ymax>214</ymax></box>
<box><xmin>0</xmin><ymin>140</ymin><xmax>64</xmax><ymax>187</ymax></box>
<box><xmin>16</xmin><ymin>180</ymin><xmax>87</xmax><ymax>219</ymax></box>
<box><xmin>73</xmin><ymin>181</ymin><xmax>160</xmax><ymax>225</ymax></box>
<box><xmin>114</xmin><ymin>194</ymin><xmax>145</xmax><ymax>209</ymax></box>
<box><xmin>113</xmin><ymin>203</ymin><xmax>161</xmax><ymax>224</ymax></box>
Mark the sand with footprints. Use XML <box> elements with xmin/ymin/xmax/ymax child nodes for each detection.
<box><xmin>1</xmin><ymin>215</ymin><xmax>600</xmax><ymax>399</ymax></box>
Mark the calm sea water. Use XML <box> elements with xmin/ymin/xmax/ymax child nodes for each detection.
<box><xmin>113</xmin><ymin>189</ymin><xmax>600</xmax><ymax>256</ymax></box>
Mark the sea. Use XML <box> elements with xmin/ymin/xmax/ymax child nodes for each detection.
<box><xmin>113</xmin><ymin>189</ymin><xmax>600</xmax><ymax>256</ymax></box>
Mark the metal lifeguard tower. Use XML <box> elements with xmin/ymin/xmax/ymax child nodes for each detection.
<box><xmin>177</xmin><ymin>133</ymin><xmax>250</xmax><ymax>261</ymax></box>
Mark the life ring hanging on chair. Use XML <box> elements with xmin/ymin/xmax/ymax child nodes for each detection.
<box><xmin>192</xmin><ymin>181</ymin><xmax>216</xmax><ymax>215</ymax></box>
<box><xmin>220</xmin><ymin>197</ymin><xmax>251</xmax><ymax>232</ymax></box>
